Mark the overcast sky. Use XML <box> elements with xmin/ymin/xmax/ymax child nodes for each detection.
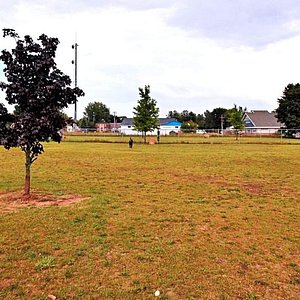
<box><xmin>1</xmin><ymin>0</ymin><xmax>300</xmax><ymax>118</ymax></box>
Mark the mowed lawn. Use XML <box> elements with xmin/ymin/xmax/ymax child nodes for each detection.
<box><xmin>0</xmin><ymin>142</ymin><xmax>299</xmax><ymax>299</ymax></box>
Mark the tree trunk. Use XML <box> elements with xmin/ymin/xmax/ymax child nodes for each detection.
<box><xmin>24</xmin><ymin>150</ymin><xmax>31</xmax><ymax>195</ymax></box>
<box><xmin>143</xmin><ymin>131</ymin><xmax>147</xmax><ymax>143</ymax></box>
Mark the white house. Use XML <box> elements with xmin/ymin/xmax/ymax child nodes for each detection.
<box><xmin>119</xmin><ymin>118</ymin><xmax>182</xmax><ymax>135</ymax></box>
<box><xmin>66</xmin><ymin>124</ymin><xmax>81</xmax><ymax>132</ymax></box>
<box><xmin>243</xmin><ymin>110</ymin><xmax>283</xmax><ymax>134</ymax></box>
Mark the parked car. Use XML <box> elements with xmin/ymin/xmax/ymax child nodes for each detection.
<box><xmin>196</xmin><ymin>129</ymin><xmax>206</xmax><ymax>134</ymax></box>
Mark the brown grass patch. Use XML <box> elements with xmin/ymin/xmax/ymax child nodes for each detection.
<box><xmin>0</xmin><ymin>191</ymin><xmax>88</xmax><ymax>213</ymax></box>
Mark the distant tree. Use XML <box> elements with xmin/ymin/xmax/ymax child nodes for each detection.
<box><xmin>167</xmin><ymin>110</ymin><xmax>180</xmax><ymax>120</ymax></box>
<box><xmin>83</xmin><ymin>101</ymin><xmax>111</xmax><ymax>127</ymax></box>
<box><xmin>168</xmin><ymin>110</ymin><xmax>198</xmax><ymax>124</ymax></box>
<box><xmin>133</xmin><ymin>85</ymin><xmax>159</xmax><ymax>143</ymax></box>
<box><xmin>276</xmin><ymin>83</ymin><xmax>300</xmax><ymax>129</ymax></box>
<box><xmin>0</xmin><ymin>29</ymin><xmax>84</xmax><ymax>195</ymax></box>
<box><xmin>168</xmin><ymin>109</ymin><xmax>229</xmax><ymax>129</ymax></box>
<box><xmin>77</xmin><ymin>117</ymin><xmax>90</xmax><ymax>128</ymax></box>
<box><xmin>116</xmin><ymin>115</ymin><xmax>127</xmax><ymax>123</ymax></box>
<box><xmin>78</xmin><ymin>109</ymin><xmax>124</xmax><ymax>129</ymax></box>
<box><xmin>188</xmin><ymin>111</ymin><xmax>197</xmax><ymax>123</ymax></box>
<box><xmin>204</xmin><ymin>108</ymin><xmax>229</xmax><ymax>129</ymax></box>
<box><xmin>196</xmin><ymin>114</ymin><xmax>205</xmax><ymax>128</ymax></box>
<box><xmin>180</xmin><ymin>110</ymin><xmax>190</xmax><ymax>122</ymax></box>
<box><xmin>181</xmin><ymin>120</ymin><xmax>198</xmax><ymax>132</ymax></box>
<box><xmin>226</xmin><ymin>104</ymin><xmax>246</xmax><ymax>140</ymax></box>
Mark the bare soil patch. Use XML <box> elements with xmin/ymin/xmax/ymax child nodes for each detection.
<box><xmin>243</xmin><ymin>183</ymin><xmax>264</xmax><ymax>195</ymax></box>
<box><xmin>0</xmin><ymin>191</ymin><xmax>88</xmax><ymax>213</ymax></box>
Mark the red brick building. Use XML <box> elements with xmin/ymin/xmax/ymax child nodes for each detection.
<box><xmin>96</xmin><ymin>122</ymin><xmax>121</xmax><ymax>132</ymax></box>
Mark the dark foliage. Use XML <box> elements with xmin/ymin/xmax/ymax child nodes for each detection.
<box><xmin>0</xmin><ymin>29</ymin><xmax>84</xmax><ymax>193</ymax></box>
<box><xmin>204</xmin><ymin>108</ymin><xmax>230</xmax><ymax>129</ymax></box>
<box><xmin>167</xmin><ymin>109</ymin><xmax>226</xmax><ymax>129</ymax></box>
<box><xmin>79</xmin><ymin>101</ymin><xmax>111</xmax><ymax>128</ymax></box>
<box><xmin>133</xmin><ymin>85</ymin><xmax>159</xmax><ymax>143</ymax></box>
<box><xmin>276</xmin><ymin>83</ymin><xmax>300</xmax><ymax>129</ymax></box>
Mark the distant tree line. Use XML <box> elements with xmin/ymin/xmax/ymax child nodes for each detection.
<box><xmin>77</xmin><ymin>102</ymin><xmax>126</xmax><ymax>128</ymax></box>
<box><xmin>77</xmin><ymin>103</ymin><xmax>234</xmax><ymax>131</ymax></box>
<box><xmin>76</xmin><ymin>83</ymin><xmax>300</xmax><ymax>133</ymax></box>
<box><xmin>167</xmin><ymin>107</ymin><xmax>233</xmax><ymax>130</ymax></box>
<box><xmin>77</xmin><ymin>102</ymin><xmax>245</xmax><ymax>131</ymax></box>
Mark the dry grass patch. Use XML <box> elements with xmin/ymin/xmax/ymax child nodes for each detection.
<box><xmin>0</xmin><ymin>191</ymin><xmax>89</xmax><ymax>213</ymax></box>
<box><xmin>0</xmin><ymin>142</ymin><xmax>299</xmax><ymax>299</ymax></box>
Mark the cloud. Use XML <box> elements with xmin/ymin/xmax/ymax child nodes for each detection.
<box><xmin>1</xmin><ymin>0</ymin><xmax>300</xmax><ymax>119</ymax></box>
<box><xmin>168</xmin><ymin>0</ymin><xmax>300</xmax><ymax>47</ymax></box>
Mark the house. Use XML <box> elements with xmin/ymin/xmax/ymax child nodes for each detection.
<box><xmin>119</xmin><ymin>118</ymin><xmax>182</xmax><ymax>135</ymax></box>
<box><xmin>96</xmin><ymin>122</ymin><xmax>121</xmax><ymax>132</ymax></box>
<box><xmin>66</xmin><ymin>124</ymin><xmax>81</xmax><ymax>132</ymax></box>
<box><xmin>243</xmin><ymin>110</ymin><xmax>283</xmax><ymax>135</ymax></box>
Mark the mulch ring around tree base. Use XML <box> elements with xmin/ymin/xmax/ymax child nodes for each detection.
<box><xmin>0</xmin><ymin>191</ymin><xmax>89</xmax><ymax>213</ymax></box>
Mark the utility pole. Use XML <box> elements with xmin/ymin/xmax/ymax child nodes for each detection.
<box><xmin>113</xmin><ymin>111</ymin><xmax>116</xmax><ymax>133</ymax></box>
<box><xmin>72</xmin><ymin>42</ymin><xmax>78</xmax><ymax>122</ymax></box>
<box><xmin>220</xmin><ymin>114</ymin><xmax>224</xmax><ymax>135</ymax></box>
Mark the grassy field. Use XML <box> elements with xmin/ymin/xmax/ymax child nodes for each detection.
<box><xmin>63</xmin><ymin>133</ymin><xmax>300</xmax><ymax>145</ymax></box>
<box><xmin>0</xmin><ymin>141</ymin><xmax>299</xmax><ymax>299</ymax></box>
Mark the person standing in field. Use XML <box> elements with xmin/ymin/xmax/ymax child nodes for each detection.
<box><xmin>157</xmin><ymin>129</ymin><xmax>160</xmax><ymax>143</ymax></box>
<box><xmin>128</xmin><ymin>137</ymin><xmax>134</xmax><ymax>148</ymax></box>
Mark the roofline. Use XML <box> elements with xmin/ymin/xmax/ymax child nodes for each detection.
<box><xmin>244</xmin><ymin>126</ymin><xmax>281</xmax><ymax>129</ymax></box>
<box><xmin>243</xmin><ymin>112</ymin><xmax>256</xmax><ymax>126</ymax></box>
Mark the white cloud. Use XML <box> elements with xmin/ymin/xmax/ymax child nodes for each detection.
<box><xmin>1</xmin><ymin>0</ymin><xmax>300</xmax><ymax>119</ymax></box>
<box><xmin>169</xmin><ymin>0</ymin><xmax>300</xmax><ymax>47</ymax></box>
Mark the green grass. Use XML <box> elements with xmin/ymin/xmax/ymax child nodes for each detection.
<box><xmin>63</xmin><ymin>132</ymin><xmax>300</xmax><ymax>145</ymax></box>
<box><xmin>0</xmin><ymin>141</ymin><xmax>300</xmax><ymax>299</ymax></box>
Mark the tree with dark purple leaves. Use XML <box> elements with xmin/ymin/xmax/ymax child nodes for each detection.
<box><xmin>0</xmin><ymin>29</ymin><xmax>84</xmax><ymax>195</ymax></box>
